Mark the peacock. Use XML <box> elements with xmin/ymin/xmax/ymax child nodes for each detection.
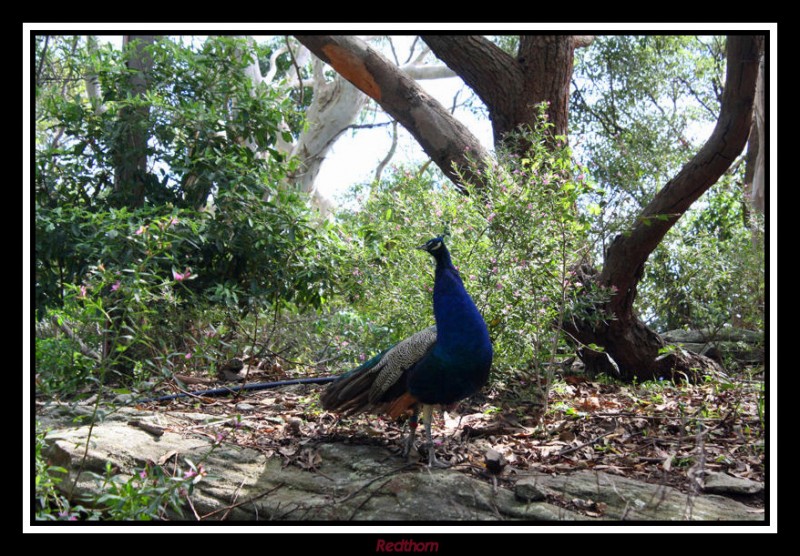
<box><xmin>320</xmin><ymin>237</ymin><xmax>493</xmax><ymax>466</ymax></box>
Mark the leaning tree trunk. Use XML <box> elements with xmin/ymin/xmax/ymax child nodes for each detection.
<box><xmin>743</xmin><ymin>52</ymin><xmax>765</xmax><ymax>214</ymax></box>
<box><xmin>287</xmin><ymin>57</ymin><xmax>368</xmax><ymax>210</ymax></box>
<box><xmin>294</xmin><ymin>35</ymin><xmax>491</xmax><ymax>190</ymax></box>
<box><xmin>295</xmin><ymin>35</ymin><xmax>593</xmax><ymax>189</ymax></box>
<box><xmin>563</xmin><ymin>36</ymin><xmax>763</xmax><ymax>381</ymax></box>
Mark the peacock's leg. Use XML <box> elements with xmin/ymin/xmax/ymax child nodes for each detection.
<box><xmin>422</xmin><ymin>404</ymin><xmax>448</xmax><ymax>468</ymax></box>
<box><xmin>402</xmin><ymin>406</ymin><xmax>419</xmax><ymax>458</ymax></box>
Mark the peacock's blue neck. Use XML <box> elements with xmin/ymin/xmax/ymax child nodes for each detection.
<box><xmin>431</xmin><ymin>248</ymin><xmax>490</xmax><ymax>356</ymax></box>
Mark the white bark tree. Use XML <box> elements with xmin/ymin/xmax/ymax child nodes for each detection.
<box><xmin>245</xmin><ymin>36</ymin><xmax>459</xmax><ymax>215</ymax></box>
<box><xmin>748</xmin><ymin>54</ymin><xmax>765</xmax><ymax>213</ymax></box>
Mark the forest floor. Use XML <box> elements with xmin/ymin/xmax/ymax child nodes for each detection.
<box><xmin>153</xmin><ymin>362</ymin><xmax>766</xmax><ymax>513</ymax></box>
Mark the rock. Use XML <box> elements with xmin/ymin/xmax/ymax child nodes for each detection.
<box><xmin>219</xmin><ymin>358</ymin><xmax>245</xmax><ymax>372</ymax></box>
<box><xmin>220</xmin><ymin>369</ymin><xmax>246</xmax><ymax>382</ymax></box>
<box><xmin>37</xmin><ymin>404</ymin><xmax>764</xmax><ymax>521</ymax></box>
<box><xmin>662</xmin><ymin>328</ymin><xmax>764</xmax><ymax>364</ymax></box>
<box><xmin>235</xmin><ymin>403</ymin><xmax>255</xmax><ymax>412</ymax></box>
<box><xmin>285</xmin><ymin>417</ymin><xmax>303</xmax><ymax>435</ymax></box>
<box><xmin>703</xmin><ymin>472</ymin><xmax>764</xmax><ymax>495</ymax></box>
<box><xmin>662</xmin><ymin>328</ymin><xmax>762</xmax><ymax>344</ymax></box>
<box><xmin>528</xmin><ymin>471</ymin><xmax>761</xmax><ymax>521</ymax></box>
<box><xmin>515</xmin><ymin>477</ymin><xmax>547</xmax><ymax>502</ymax></box>
<box><xmin>113</xmin><ymin>393</ymin><xmax>136</xmax><ymax>404</ymax></box>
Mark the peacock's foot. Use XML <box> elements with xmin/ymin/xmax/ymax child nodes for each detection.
<box><xmin>423</xmin><ymin>442</ymin><xmax>450</xmax><ymax>468</ymax></box>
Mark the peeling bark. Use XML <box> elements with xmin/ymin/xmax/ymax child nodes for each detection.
<box><xmin>84</xmin><ymin>36</ymin><xmax>106</xmax><ymax>115</ymax></box>
<box><xmin>744</xmin><ymin>54</ymin><xmax>765</xmax><ymax>213</ymax></box>
<box><xmin>287</xmin><ymin>59</ymin><xmax>368</xmax><ymax>200</ymax></box>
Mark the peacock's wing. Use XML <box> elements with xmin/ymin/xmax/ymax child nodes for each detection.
<box><xmin>369</xmin><ymin>325</ymin><xmax>436</xmax><ymax>403</ymax></box>
<box><xmin>320</xmin><ymin>325</ymin><xmax>437</xmax><ymax>416</ymax></box>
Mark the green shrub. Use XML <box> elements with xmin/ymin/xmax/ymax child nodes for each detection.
<box><xmin>35</xmin><ymin>335</ymin><xmax>96</xmax><ymax>396</ymax></box>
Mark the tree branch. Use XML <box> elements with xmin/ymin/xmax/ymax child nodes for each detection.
<box><xmin>677</xmin><ymin>76</ymin><xmax>718</xmax><ymax>120</ymax></box>
<box><xmin>84</xmin><ymin>36</ymin><xmax>106</xmax><ymax>115</ymax></box>
<box><xmin>51</xmin><ymin>315</ymin><xmax>102</xmax><ymax>362</ymax></box>
<box><xmin>284</xmin><ymin>35</ymin><xmax>305</xmax><ymax>105</ymax></box>
<box><xmin>571</xmin><ymin>78</ymin><xmax>625</xmax><ymax>136</ymax></box>
<box><xmin>295</xmin><ymin>35</ymin><xmax>490</xmax><ymax>190</ymax></box>
<box><xmin>421</xmin><ymin>35</ymin><xmax>519</xmax><ymax>110</ymax></box>
<box><xmin>572</xmin><ymin>36</ymin><xmax>595</xmax><ymax>48</ymax></box>
<box><xmin>36</xmin><ymin>35</ymin><xmax>50</xmax><ymax>85</ymax></box>
<box><xmin>264</xmin><ymin>44</ymin><xmax>287</xmax><ymax>83</ymax></box>
<box><xmin>424</xmin><ymin>35</ymin><xmax>575</xmax><ymax>141</ymax></box>
<box><xmin>400</xmin><ymin>64</ymin><xmax>456</xmax><ymax>80</ymax></box>
<box><xmin>600</xmin><ymin>35</ymin><xmax>763</xmax><ymax>303</ymax></box>
<box><xmin>373</xmin><ymin>121</ymin><xmax>398</xmax><ymax>183</ymax></box>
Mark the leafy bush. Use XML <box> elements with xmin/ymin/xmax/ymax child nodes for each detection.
<box><xmin>35</xmin><ymin>36</ymin><xmax>346</xmax><ymax>388</ymax></box>
<box><xmin>640</xmin><ymin>176</ymin><xmax>765</xmax><ymax>333</ymax></box>
<box><xmin>87</xmin><ymin>460</ymin><xmax>201</xmax><ymax>521</ymax></box>
<box><xmin>36</xmin><ymin>197</ymin><xmax>343</xmax><ymax>388</ymax></box>
<box><xmin>35</xmin><ymin>335</ymin><xmax>96</xmax><ymax>396</ymax></box>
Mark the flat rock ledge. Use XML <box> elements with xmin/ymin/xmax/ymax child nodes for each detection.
<box><xmin>38</xmin><ymin>404</ymin><xmax>764</xmax><ymax>521</ymax></box>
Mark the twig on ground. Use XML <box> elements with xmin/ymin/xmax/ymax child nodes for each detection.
<box><xmin>555</xmin><ymin>429</ymin><xmax>616</xmax><ymax>457</ymax></box>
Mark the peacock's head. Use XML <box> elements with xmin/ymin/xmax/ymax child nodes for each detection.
<box><xmin>417</xmin><ymin>236</ymin><xmax>447</xmax><ymax>254</ymax></box>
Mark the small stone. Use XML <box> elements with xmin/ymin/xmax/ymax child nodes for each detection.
<box><xmin>114</xmin><ymin>394</ymin><xmax>135</xmax><ymax>404</ymax></box>
<box><xmin>484</xmin><ymin>448</ymin><xmax>507</xmax><ymax>475</ymax></box>
<box><xmin>220</xmin><ymin>358</ymin><xmax>244</xmax><ymax>372</ymax></box>
<box><xmin>235</xmin><ymin>403</ymin><xmax>255</xmax><ymax>412</ymax></box>
<box><xmin>286</xmin><ymin>417</ymin><xmax>303</xmax><ymax>435</ymax></box>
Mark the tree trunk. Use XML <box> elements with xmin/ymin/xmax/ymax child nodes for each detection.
<box><xmin>287</xmin><ymin>57</ymin><xmax>368</xmax><ymax>209</ymax></box>
<box><xmin>564</xmin><ymin>36</ymin><xmax>763</xmax><ymax>381</ymax></box>
<box><xmin>744</xmin><ymin>53</ymin><xmax>765</xmax><ymax>214</ymax></box>
<box><xmin>422</xmin><ymin>35</ymin><xmax>577</xmax><ymax>143</ymax></box>
<box><xmin>111</xmin><ymin>35</ymin><xmax>156</xmax><ymax>209</ymax></box>
<box><xmin>295</xmin><ymin>35</ymin><xmax>591</xmax><ymax>189</ymax></box>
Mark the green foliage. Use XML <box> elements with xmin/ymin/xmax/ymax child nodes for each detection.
<box><xmin>573</xmin><ymin>36</ymin><xmax>723</xmax><ymax>216</ymax></box>
<box><xmin>35</xmin><ymin>426</ymin><xmax>91</xmax><ymax>520</ymax></box>
<box><xmin>571</xmin><ymin>36</ymin><xmax>724</xmax><ymax>241</ymax></box>
<box><xmin>87</xmin><ymin>460</ymin><xmax>200</xmax><ymax>520</ymax></box>
<box><xmin>640</xmin><ymin>178</ymin><xmax>765</xmax><ymax>332</ymax></box>
<box><xmin>35</xmin><ymin>35</ymin><xmax>344</xmax><ymax>388</ymax></box>
<box><xmin>36</xmin><ymin>202</ymin><xmax>342</xmax><ymax>387</ymax></box>
<box><xmin>35</xmin><ymin>335</ymin><xmax>96</xmax><ymax>396</ymax></box>
<box><xmin>36</xmin><ymin>36</ymin><xmax>299</xmax><ymax>212</ymax></box>
<box><xmin>36</xmin><ymin>208</ymin><xmax>200</xmax><ymax>385</ymax></box>
<box><xmin>571</xmin><ymin>35</ymin><xmax>763</xmax><ymax>334</ymax></box>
